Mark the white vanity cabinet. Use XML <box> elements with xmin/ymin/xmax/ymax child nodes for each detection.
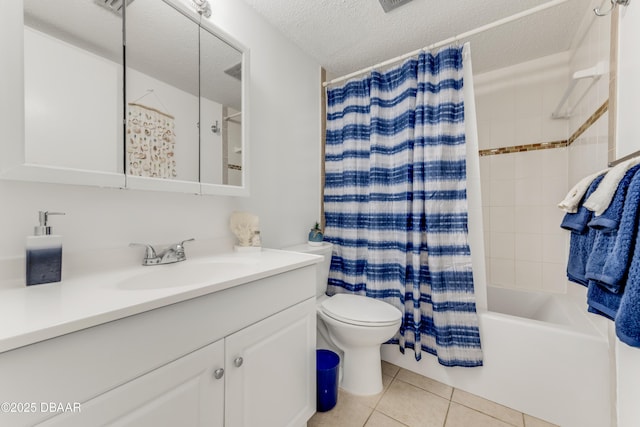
<box><xmin>0</xmin><ymin>263</ymin><xmax>317</xmax><ymax>427</ymax></box>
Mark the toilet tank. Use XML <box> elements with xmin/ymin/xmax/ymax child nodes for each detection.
<box><xmin>283</xmin><ymin>242</ymin><xmax>333</xmax><ymax>297</ymax></box>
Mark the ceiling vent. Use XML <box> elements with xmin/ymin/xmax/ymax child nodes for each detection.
<box><xmin>378</xmin><ymin>0</ymin><xmax>414</xmax><ymax>13</ymax></box>
<box><xmin>94</xmin><ymin>0</ymin><xmax>135</xmax><ymax>16</ymax></box>
<box><xmin>224</xmin><ymin>63</ymin><xmax>242</xmax><ymax>81</ymax></box>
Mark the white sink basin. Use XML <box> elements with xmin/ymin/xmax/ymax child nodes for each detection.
<box><xmin>117</xmin><ymin>258</ymin><xmax>257</xmax><ymax>290</ymax></box>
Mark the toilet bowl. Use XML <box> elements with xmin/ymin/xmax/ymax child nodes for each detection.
<box><xmin>318</xmin><ymin>293</ymin><xmax>402</xmax><ymax>395</ymax></box>
<box><xmin>284</xmin><ymin>243</ymin><xmax>402</xmax><ymax>396</ymax></box>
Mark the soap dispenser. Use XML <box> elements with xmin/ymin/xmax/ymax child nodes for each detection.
<box><xmin>26</xmin><ymin>211</ymin><xmax>65</xmax><ymax>286</ymax></box>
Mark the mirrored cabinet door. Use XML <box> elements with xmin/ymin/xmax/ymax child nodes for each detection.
<box><xmin>23</xmin><ymin>0</ymin><xmax>124</xmax><ymax>180</ymax></box>
<box><xmin>125</xmin><ymin>0</ymin><xmax>200</xmax><ymax>193</ymax></box>
<box><xmin>199</xmin><ymin>26</ymin><xmax>243</xmax><ymax>188</ymax></box>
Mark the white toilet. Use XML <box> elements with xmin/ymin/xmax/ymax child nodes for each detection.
<box><xmin>285</xmin><ymin>242</ymin><xmax>402</xmax><ymax>396</ymax></box>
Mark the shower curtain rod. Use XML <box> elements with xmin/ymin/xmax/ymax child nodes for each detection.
<box><xmin>323</xmin><ymin>0</ymin><xmax>572</xmax><ymax>87</ymax></box>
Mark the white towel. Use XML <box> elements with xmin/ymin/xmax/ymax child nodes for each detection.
<box><xmin>584</xmin><ymin>157</ymin><xmax>640</xmax><ymax>216</ymax></box>
<box><xmin>558</xmin><ymin>169</ymin><xmax>608</xmax><ymax>213</ymax></box>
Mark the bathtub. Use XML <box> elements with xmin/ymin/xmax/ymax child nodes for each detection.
<box><xmin>486</xmin><ymin>285</ymin><xmax>605</xmax><ymax>336</ymax></box>
<box><xmin>381</xmin><ymin>286</ymin><xmax>611</xmax><ymax>427</ymax></box>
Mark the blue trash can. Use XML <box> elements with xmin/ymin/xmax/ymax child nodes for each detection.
<box><xmin>316</xmin><ymin>349</ymin><xmax>340</xmax><ymax>412</ymax></box>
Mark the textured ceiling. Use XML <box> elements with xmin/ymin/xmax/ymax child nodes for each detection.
<box><xmin>24</xmin><ymin>0</ymin><xmax>593</xmax><ymax>97</ymax></box>
<box><xmin>240</xmin><ymin>0</ymin><xmax>590</xmax><ymax>80</ymax></box>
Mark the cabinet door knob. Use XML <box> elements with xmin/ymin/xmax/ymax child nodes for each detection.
<box><xmin>233</xmin><ymin>357</ymin><xmax>244</xmax><ymax>367</ymax></box>
<box><xmin>213</xmin><ymin>368</ymin><xmax>224</xmax><ymax>380</ymax></box>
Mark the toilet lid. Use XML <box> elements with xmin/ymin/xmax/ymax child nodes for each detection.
<box><xmin>321</xmin><ymin>294</ymin><xmax>402</xmax><ymax>327</ymax></box>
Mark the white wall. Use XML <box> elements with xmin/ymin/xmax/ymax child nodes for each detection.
<box><xmin>617</xmin><ymin>339</ymin><xmax>640</xmax><ymax>427</ymax></box>
<box><xmin>211</xmin><ymin>0</ymin><xmax>323</xmax><ymax>243</ymax></box>
<box><xmin>0</xmin><ymin>0</ymin><xmax>321</xmax><ymax>281</ymax></box>
<box><xmin>475</xmin><ymin>53</ymin><xmax>570</xmax><ymax>293</ymax></box>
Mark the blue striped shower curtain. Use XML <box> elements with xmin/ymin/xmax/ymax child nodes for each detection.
<box><xmin>324</xmin><ymin>46</ymin><xmax>483</xmax><ymax>367</ymax></box>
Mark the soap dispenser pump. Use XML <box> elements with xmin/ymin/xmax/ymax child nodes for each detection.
<box><xmin>26</xmin><ymin>211</ymin><xmax>65</xmax><ymax>286</ymax></box>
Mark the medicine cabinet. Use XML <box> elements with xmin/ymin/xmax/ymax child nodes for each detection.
<box><xmin>1</xmin><ymin>0</ymin><xmax>249</xmax><ymax>196</ymax></box>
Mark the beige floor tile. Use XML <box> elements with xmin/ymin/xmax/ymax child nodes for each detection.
<box><xmin>523</xmin><ymin>414</ymin><xmax>559</xmax><ymax>427</ymax></box>
<box><xmin>445</xmin><ymin>402</ymin><xmax>515</xmax><ymax>427</ymax></box>
<box><xmin>365</xmin><ymin>411</ymin><xmax>409</xmax><ymax>427</ymax></box>
<box><xmin>309</xmin><ymin>390</ymin><xmax>374</xmax><ymax>427</ymax></box>
<box><xmin>347</xmin><ymin>373</ymin><xmax>395</xmax><ymax>409</ymax></box>
<box><xmin>376</xmin><ymin>379</ymin><xmax>450</xmax><ymax>427</ymax></box>
<box><xmin>395</xmin><ymin>369</ymin><xmax>453</xmax><ymax>400</ymax></box>
<box><xmin>382</xmin><ymin>361</ymin><xmax>401</xmax><ymax>378</ymax></box>
<box><xmin>452</xmin><ymin>389</ymin><xmax>524</xmax><ymax>427</ymax></box>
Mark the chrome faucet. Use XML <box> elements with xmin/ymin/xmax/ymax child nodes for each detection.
<box><xmin>130</xmin><ymin>238</ymin><xmax>195</xmax><ymax>266</ymax></box>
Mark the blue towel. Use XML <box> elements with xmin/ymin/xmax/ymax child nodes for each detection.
<box><xmin>589</xmin><ymin>165</ymin><xmax>640</xmax><ymax>231</ymax></box>
<box><xmin>590</xmin><ymin>170</ymin><xmax>640</xmax><ymax>322</ymax></box>
<box><xmin>591</xmin><ymin>170</ymin><xmax>640</xmax><ymax>293</ymax></box>
<box><xmin>588</xmin><ymin>305</ymin><xmax>616</xmax><ymax>321</ymax></box>
<box><xmin>563</xmin><ymin>176</ymin><xmax>604</xmax><ymax>285</ymax></box>
<box><xmin>616</xmin><ymin>226</ymin><xmax>640</xmax><ymax>348</ymax></box>
<box><xmin>587</xmin><ymin>282</ymin><xmax>620</xmax><ymax>320</ymax></box>
<box><xmin>585</xmin><ymin>166</ymin><xmax>640</xmax><ymax>292</ymax></box>
<box><xmin>560</xmin><ymin>175</ymin><xmax>603</xmax><ymax>232</ymax></box>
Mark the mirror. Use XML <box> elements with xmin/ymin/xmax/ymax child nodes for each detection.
<box><xmin>199</xmin><ymin>26</ymin><xmax>243</xmax><ymax>187</ymax></box>
<box><xmin>125</xmin><ymin>0</ymin><xmax>200</xmax><ymax>192</ymax></box>
<box><xmin>22</xmin><ymin>0</ymin><xmax>124</xmax><ymax>179</ymax></box>
<box><xmin>125</xmin><ymin>0</ymin><xmax>245</xmax><ymax>192</ymax></box>
<box><xmin>7</xmin><ymin>0</ymin><xmax>246</xmax><ymax>193</ymax></box>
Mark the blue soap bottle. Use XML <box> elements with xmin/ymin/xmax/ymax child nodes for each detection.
<box><xmin>26</xmin><ymin>211</ymin><xmax>65</xmax><ymax>286</ymax></box>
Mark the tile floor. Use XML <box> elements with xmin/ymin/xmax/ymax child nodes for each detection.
<box><xmin>309</xmin><ymin>361</ymin><xmax>559</xmax><ymax>427</ymax></box>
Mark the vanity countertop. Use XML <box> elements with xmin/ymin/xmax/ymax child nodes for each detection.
<box><xmin>0</xmin><ymin>248</ymin><xmax>320</xmax><ymax>354</ymax></box>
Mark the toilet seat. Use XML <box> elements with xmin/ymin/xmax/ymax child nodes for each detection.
<box><xmin>320</xmin><ymin>294</ymin><xmax>402</xmax><ymax>327</ymax></box>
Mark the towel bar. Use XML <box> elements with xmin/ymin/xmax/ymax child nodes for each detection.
<box><xmin>551</xmin><ymin>62</ymin><xmax>608</xmax><ymax>120</ymax></box>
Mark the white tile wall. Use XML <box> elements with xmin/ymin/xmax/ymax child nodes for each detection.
<box><xmin>515</xmin><ymin>233</ymin><xmax>542</xmax><ymax>262</ymax></box>
<box><xmin>515</xmin><ymin>260</ymin><xmax>543</xmax><ymax>289</ymax></box>
<box><xmin>475</xmin><ymin>53</ymin><xmax>571</xmax><ymax>293</ymax></box>
<box><xmin>491</xmin><ymin>232</ymin><xmax>514</xmax><ymax>260</ymax></box>
<box><xmin>480</xmin><ymin>149</ymin><xmax>568</xmax><ymax>293</ymax></box>
<box><xmin>490</xmin><ymin>258</ymin><xmax>515</xmax><ymax>287</ymax></box>
<box><xmin>490</xmin><ymin>207</ymin><xmax>515</xmax><ymax>233</ymax></box>
<box><xmin>514</xmin><ymin>206</ymin><xmax>542</xmax><ymax>234</ymax></box>
<box><xmin>476</xmin><ymin>4</ymin><xmax>611</xmax><ymax>295</ymax></box>
<box><xmin>475</xmin><ymin>54</ymin><xmax>569</xmax><ymax>151</ymax></box>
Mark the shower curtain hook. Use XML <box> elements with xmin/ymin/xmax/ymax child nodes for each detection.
<box><xmin>594</xmin><ymin>0</ymin><xmax>630</xmax><ymax>17</ymax></box>
<box><xmin>453</xmin><ymin>33</ymin><xmax>463</xmax><ymax>50</ymax></box>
